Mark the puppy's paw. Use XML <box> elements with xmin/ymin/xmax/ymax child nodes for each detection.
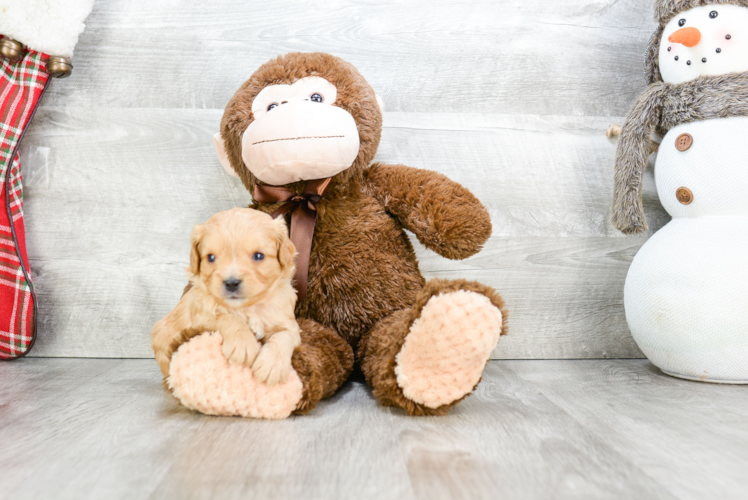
<box><xmin>252</xmin><ymin>343</ymin><xmax>292</xmax><ymax>386</ymax></box>
<box><xmin>221</xmin><ymin>334</ymin><xmax>260</xmax><ymax>367</ymax></box>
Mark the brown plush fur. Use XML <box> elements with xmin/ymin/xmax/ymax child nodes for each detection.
<box><xmin>291</xmin><ymin>318</ymin><xmax>354</xmax><ymax>415</ymax></box>
<box><xmin>218</xmin><ymin>52</ymin><xmax>502</xmax><ymax>415</ymax></box>
<box><xmin>221</xmin><ymin>52</ymin><xmax>382</xmax><ymax>197</ymax></box>
<box><xmin>358</xmin><ymin>279</ymin><xmax>507</xmax><ymax>416</ymax></box>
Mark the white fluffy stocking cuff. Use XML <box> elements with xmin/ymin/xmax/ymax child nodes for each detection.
<box><xmin>0</xmin><ymin>0</ymin><xmax>95</xmax><ymax>57</ymax></box>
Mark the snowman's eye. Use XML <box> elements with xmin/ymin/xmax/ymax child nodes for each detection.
<box><xmin>310</xmin><ymin>93</ymin><xmax>323</xmax><ymax>103</ymax></box>
<box><xmin>679</xmin><ymin>18</ymin><xmax>686</xmax><ymax>26</ymax></box>
<box><xmin>709</xmin><ymin>11</ymin><xmax>718</xmax><ymax>19</ymax></box>
<box><xmin>267</xmin><ymin>103</ymin><xmax>278</xmax><ymax>111</ymax></box>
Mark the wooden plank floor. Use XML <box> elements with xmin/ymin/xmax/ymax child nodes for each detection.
<box><xmin>1</xmin><ymin>359</ymin><xmax>746</xmax><ymax>500</ymax></box>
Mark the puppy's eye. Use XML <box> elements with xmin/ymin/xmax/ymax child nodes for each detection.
<box><xmin>678</xmin><ymin>18</ymin><xmax>686</xmax><ymax>26</ymax></box>
<box><xmin>267</xmin><ymin>103</ymin><xmax>278</xmax><ymax>111</ymax></box>
<box><xmin>207</xmin><ymin>254</ymin><xmax>216</xmax><ymax>263</ymax></box>
<box><xmin>310</xmin><ymin>93</ymin><xmax>323</xmax><ymax>103</ymax></box>
<box><xmin>253</xmin><ymin>252</ymin><xmax>265</xmax><ymax>261</ymax></box>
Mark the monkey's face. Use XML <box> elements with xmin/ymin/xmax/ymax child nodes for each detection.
<box><xmin>217</xmin><ymin>53</ymin><xmax>383</xmax><ymax>191</ymax></box>
<box><xmin>242</xmin><ymin>76</ymin><xmax>360</xmax><ymax>186</ymax></box>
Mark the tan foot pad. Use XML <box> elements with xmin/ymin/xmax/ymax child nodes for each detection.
<box><xmin>168</xmin><ymin>332</ymin><xmax>303</xmax><ymax>419</ymax></box>
<box><xmin>395</xmin><ymin>291</ymin><xmax>503</xmax><ymax>409</ymax></box>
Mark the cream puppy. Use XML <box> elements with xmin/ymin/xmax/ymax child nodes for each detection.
<box><xmin>152</xmin><ymin>208</ymin><xmax>299</xmax><ymax>385</ymax></box>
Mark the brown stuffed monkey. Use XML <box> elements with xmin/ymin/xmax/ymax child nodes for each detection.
<box><xmin>164</xmin><ymin>52</ymin><xmax>507</xmax><ymax>417</ymax></box>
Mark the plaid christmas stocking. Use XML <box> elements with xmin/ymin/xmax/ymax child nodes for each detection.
<box><xmin>0</xmin><ymin>48</ymin><xmax>50</xmax><ymax>358</ymax></box>
<box><xmin>0</xmin><ymin>0</ymin><xmax>94</xmax><ymax>359</ymax></box>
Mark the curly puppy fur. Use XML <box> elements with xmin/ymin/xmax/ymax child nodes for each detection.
<box><xmin>213</xmin><ymin>52</ymin><xmax>503</xmax><ymax>416</ymax></box>
<box><xmin>152</xmin><ymin>208</ymin><xmax>300</xmax><ymax>385</ymax></box>
<box><xmin>613</xmin><ymin>0</ymin><xmax>748</xmax><ymax>233</ymax></box>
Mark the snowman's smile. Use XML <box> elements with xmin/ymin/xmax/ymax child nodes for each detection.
<box><xmin>659</xmin><ymin>4</ymin><xmax>748</xmax><ymax>84</ymax></box>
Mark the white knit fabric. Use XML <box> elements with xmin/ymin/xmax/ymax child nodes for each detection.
<box><xmin>0</xmin><ymin>0</ymin><xmax>95</xmax><ymax>57</ymax></box>
<box><xmin>625</xmin><ymin>117</ymin><xmax>748</xmax><ymax>383</ymax></box>
<box><xmin>658</xmin><ymin>5</ymin><xmax>748</xmax><ymax>85</ymax></box>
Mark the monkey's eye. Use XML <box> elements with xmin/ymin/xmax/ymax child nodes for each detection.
<box><xmin>253</xmin><ymin>252</ymin><xmax>265</xmax><ymax>261</ymax></box>
<box><xmin>207</xmin><ymin>254</ymin><xmax>216</xmax><ymax>263</ymax></box>
<box><xmin>709</xmin><ymin>10</ymin><xmax>718</xmax><ymax>19</ymax></box>
<box><xmin>267</xmin><ymin>103</ymin><xmax>278</xmax><ymax>111</ymax></box>
<box><xmin>310</xmin><ymin>93</ymin><xmax>323</xmax><ymax>103</ymax></box>
<box><xmin>678</xmin><ymin>18</ymin><xmax>686</xmax><ymax>26</ymax></box>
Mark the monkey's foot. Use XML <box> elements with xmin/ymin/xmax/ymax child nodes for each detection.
<box><xmin>168</xmin><ymin>332</ymin><xmax>303</xmax><ymax>419</ymax></box>
<box><xmin>395</xmin><ymin>289</ymin><xmax>503</xmax><ymax>409</ymax></box>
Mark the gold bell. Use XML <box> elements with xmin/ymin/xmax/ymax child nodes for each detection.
<box><xmin>46</xmin><ymin>56</ymin><xmax>73</xmax><ymax>78</ymax></box>
<box><xmin>0</xmin><ymin>38</ymin><xmax>25</xmax><ymax>62</ymax></box>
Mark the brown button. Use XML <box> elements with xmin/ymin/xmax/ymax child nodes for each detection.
<box><xmin>676</xmin><ymin>187</ymin><xmax>693</xmax><ymax>205</ymax></box>
<box><xmin>675</xmin><ymin>133</ymin><xmax>693</xmax><ymax>151</ymax></box>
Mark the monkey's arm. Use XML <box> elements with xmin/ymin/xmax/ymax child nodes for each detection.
<box><xmin>364</xmin><ymin>163</ymin><xmax>491</xmax><ymax>260</ymax></box>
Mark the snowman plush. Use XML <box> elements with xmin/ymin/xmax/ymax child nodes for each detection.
<box><xmin>613</xmin><ymin>0</ymin><xmax>748</xmax><ymax>383</ymax></box>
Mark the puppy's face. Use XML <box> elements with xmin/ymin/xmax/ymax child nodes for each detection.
<box><xmin>189</xmin><ymin>208</ymin><xmax>295</xmax><ymax>308</ymax></box>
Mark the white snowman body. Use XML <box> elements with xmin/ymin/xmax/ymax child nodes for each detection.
<box><xmin>624</xmin><ymin>3</ymin><xmax>748</xmax><ymax>382</ymax></box>
<box><xmin>625</xmin><ymin>118</ymin><xmax>748</xmax><ymax>382</ymax></box>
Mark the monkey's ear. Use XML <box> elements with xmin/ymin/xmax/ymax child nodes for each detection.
<box><xmin>375</xmin><ymin>94</ymin><xmax>384</xmax><ymax>114</ymax></box>
<box><xmin>189</xmin><ymin>224</ymin><xmax>205</xmax><ymax>276</ymax></box>
<box><xmin>213</xmin><ymin>133</ymin><xmax>240</xmax><ymax>178</ymax></box>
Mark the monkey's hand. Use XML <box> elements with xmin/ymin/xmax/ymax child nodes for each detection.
<box><xmin>364</xmin><ymin>163</ymin><xmax>492</xmax><ymax>260</ymax></box>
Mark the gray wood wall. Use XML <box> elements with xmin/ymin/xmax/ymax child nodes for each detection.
<box><xmin>20</xmin><ymin>0</ymin><xmax>668</xmax><ymax>359</ymax></box>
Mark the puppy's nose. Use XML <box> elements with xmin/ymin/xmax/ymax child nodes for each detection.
<box><xmin>223</xmin><ymin>278</ymin><xmax>242</xmax><ymax>293</ymax></box>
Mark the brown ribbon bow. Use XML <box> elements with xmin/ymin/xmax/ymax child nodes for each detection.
<box><xmin>252</xmin><ymin>178</ymin><xmax>332</xmax><ymax>300</ymax></box>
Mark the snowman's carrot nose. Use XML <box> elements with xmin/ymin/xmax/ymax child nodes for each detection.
<box><xmin>669</xmin><ymin>27</ymin><xmax>701</xmax><ymax>47</ymax></box>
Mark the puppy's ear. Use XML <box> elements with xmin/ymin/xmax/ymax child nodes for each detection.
<box><xmin>189</xmin><ymin>224</ymin><xmax>205</xmax><ymax>276</ymax></box>
<box><xmin>274</xmin><ymin>218</ymin><xmax>296</xmax><ymax>271</ymax></box>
